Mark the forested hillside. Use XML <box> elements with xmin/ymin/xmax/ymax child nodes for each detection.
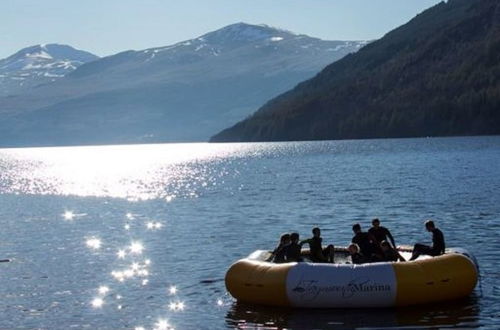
<box><xmin>211</xmin><ymin>0</ymin><xmax>500</xmax><ymax>142</ymax></box>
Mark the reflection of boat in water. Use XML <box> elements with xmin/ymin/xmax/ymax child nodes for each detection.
<box><xmin>225</xmin><ymin>295</ymin><xmax>481</xmax><ymax>329</ymax></box>
<box><xmin>225</xmin><ymin>247</ymin><xmax>478</xmax><ymax>308</ymax></box>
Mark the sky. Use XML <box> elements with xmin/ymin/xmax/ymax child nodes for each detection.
<box><xmin>1</xmin><ymin>0</ymin><xmax>443</xmax><ymax>59</ymax></box>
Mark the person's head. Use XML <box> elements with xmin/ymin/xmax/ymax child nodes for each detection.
<box><xmin>280</xmin><ymin>233</ymin><xmax>291</xmax><ymax>245</ymax></box>
<box><xmin>425</xmin><ymin>220</ymin><xmax>435</xmax><ymax>232</ymax></box>
<box><xmin>290</xmin><ymin>232</ymin><xmax>300</xmax><ymax>243</ymax></box>
<box><xmin>372</xmin><ymin>218</ymin><xmax>380</xmax><ymax>227</ymax></box>
<box><xmin>352</xmin><ymin>223</ymin><xmax>361</xmax><ymax>234</ymax></box>
<box><xmin>348</xmin><ymin>243</ymin><xmax>360</xmax><ymax>254</ymax></box>
<box><xmin>312</xmin><ymin>227</ymin><xmax>321</xmax><ymax>238</ymax></box>
<box><xmin>380</xmin><ymin>240</ymin><xmax>391</xmax><ymax>251</ymax></box>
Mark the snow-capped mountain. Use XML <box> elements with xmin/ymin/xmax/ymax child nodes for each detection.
<box><xmin>72</xmin><ymin>23</ymin><xmax>367</xmax><ymax>80</ymax></box>
<box><xmin>0</xmin><ymin>44</ymin><xmax>98</xmax><ymax>96</ymax></box>
<box><xmin>0</xmin><ymin>23</ymin><xmax>368</xmax><ymax>147</ymax></box>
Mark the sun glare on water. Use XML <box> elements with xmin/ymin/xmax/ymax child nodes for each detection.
<box><xmin>117</xmin><ymin>249</ymin><xmax>126</xmax><ymax>259</ymax></box>
<box><xmin>63</xmin><ymin>210</ymin><xmax>75</xmax><ymax>220</ymax></box>
<box><xmin>153</xmin><ymin>318</ymin><xmax>177</xmax><ymax>330</ymax></box>
<box><xmin>86</xmin><ymin>238</ymin><xmax>102</xmax><ymax>250</ymax></box>
<box><xmin>98</xmin><ymin>286</ymin><xmax>110</xmax><ymax>295</ymax></box>
<box><xmin>168</xmin><ymin>286</ymin><xmax>177</xmax><ymax>295</ymax></box>
<box><xmin>0</xmin><ymin>142</ymin><xmax>265</xmax><ymax>329</ymax></box>
<box><xmin>0</xmin><ymin>143</ymin><xmax>257</xmax><ymax>200</ymax></box>
<box><xmin>129</xmin><ymin>241</ymin><xmax>144</xmax><ymax>254</ymax></box>
<box><xmin>91</xmin><ymin>297</ymin><xmax>104</xmax><ymax>308</ymax></box>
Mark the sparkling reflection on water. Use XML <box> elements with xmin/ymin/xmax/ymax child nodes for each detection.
<box><xmin>0</xmin><ymin>143</ymin><xmax>264</xmax><ymax>201</ymax></box>
<box><xmin>0</xmin><ymin>137</ymin><xmax>499</xmax><ymax>329</ymax></box>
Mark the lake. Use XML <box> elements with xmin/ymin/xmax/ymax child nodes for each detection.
<box><xmin>0</xmin><ymin>136</ymin><xmax>499</xmax><ymax>329</ymax></box>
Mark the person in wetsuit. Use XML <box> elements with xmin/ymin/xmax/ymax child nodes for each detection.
<box><xmin>285</xmin><ymin>232</ymin><xmax>303</xmax><ymax>262</ymax></box>
<box><xmin>409</xmin><ymin>220</ymin><xmax>445</xmax><ymax>261</ymax></box>
<box><xmin>351</xmin><ymin>223</ymin><xmax>379</xmax><ymax>261</ymax></box>
<box><xmin>368</xmin><ymin>218</ymin><xmax>396</xmax><ymax>248</ymax></box>
<box><xmin>380</xmin><ymin>240</ymin><xmax>405</xmax><ymax>262</ymax></box>
<box><xmin>301</xmin><ymin>227</ymin><xmax>334</xmax><ymax>263</ymax></box>
<box><xmin>272</xmin><ymin>233</ymin><xmax>291</xmax><ymax>263</ymax></box>
<box><xmin>348</xmin><ymin>243</ymin><xmax>367</xmax><ymax>264</ymax></box>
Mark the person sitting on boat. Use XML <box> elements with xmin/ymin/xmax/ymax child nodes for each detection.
<box><xmin>348</xmin><ymin>243</ymin><xmax>367</xmax><ymax>264</ymax></box>
<box><xmin>380</xmin><ymin>240</ymin><xmax>406</xmax><ymax>262</ymax></box>
<box><xmin>300</xmin><ymin>227</ymin><xmax>334</xmax><ymax>263</ymax></box>
<box><xmin>352</xmin><ymin>223</ymin><xmax>379</xmax><ymax>261</ymax></box>
<box><xmin>272</xmin><ymin>233</ymin><xmax>291</xmax><ymax>263</ymax></box>
<box><xmin>409</xmin><ymin>220</ymin><xmax>445</xmax><ymax>261</ymax></box>
<box><xmin>368</xmin><ymin>218</ymin><xmax>396</xmax><ymax>248</ymax></box>
<box><xmin>285</xmin><ymin>232</ymin><xmax>303</xmax><ymax>262</ymax></box>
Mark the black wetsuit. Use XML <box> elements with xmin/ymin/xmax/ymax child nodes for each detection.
<box><xmin>382</xmin><ymin>248</ymin><xmax>400</xmax><ymax>262</ymax></box>
<box><xmin>351</xmin><ymin>253</ymin><xmax>366</xmax><ymax>264</ymax></box>
<box><xmin>307</xmin><ymin>237</ymin><xmax>324</xmax><ymax>262</ymax></box>
<box><xmin>352</xmin><ymin>232</ymin><xmax>376</xmax><ymax>258</ymax></box>
<box><xmin>302</xmin><ymin>237</ymin><xmax>330</xmax><ymax>263</ymax></box>
<box><xmin>431</xmin><ymin>228</ymin><xmax>445</xmax><ymax>255</ymax></box>
<box><xmin>272</xmin><ymin>244</ymin><xmax>288</xmax><ymax>263</ymax></box>
<box><xmin>411</xmin><ymin>228</ymin><xmax>445</xmax><ymax>260</ymax></box>
<box><xmin>368</xmin><ymin>226</ymin><xmax>395</xmax><ymax>246</ymax></box>
<box><xmin>285</xmin><ymin>242</ymin><xmax>303</xmax><ymax>262</ymax></box>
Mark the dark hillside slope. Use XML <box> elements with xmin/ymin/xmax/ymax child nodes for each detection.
<box><xmin>211</xmin><ymin>0</ymin><xmax>500</xmax><ymax>142</ymax></box>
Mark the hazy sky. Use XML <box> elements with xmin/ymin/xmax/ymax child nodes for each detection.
<box><xmin>1</xmin><ymin>0</ymin><xmax>443</xmax><ymax>58</ymax></box>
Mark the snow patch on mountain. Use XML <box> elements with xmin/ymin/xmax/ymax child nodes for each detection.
<box><xmin>0</xmin><ymin>44</ymin><xmax>98</xmax><ymax>96</ymax></box>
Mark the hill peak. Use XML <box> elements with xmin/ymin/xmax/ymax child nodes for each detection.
<box><xmin>199</xmin><ymin>22</ymin><xmax>296</xmax><ymax>44</ymax></box>
<box><xmin>6</xmin><ymin>44</ymin><xmax>98</xmax><ymax>63</ymax></box>
<box><xmin>0</xmin><ymin>44</ymin><xmax>99</xmax><ymax>97</ymax></box>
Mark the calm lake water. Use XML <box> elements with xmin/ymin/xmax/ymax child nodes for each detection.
<box><xmin>0</xmin><ymin>136</ymin><xmax>499</xmax><ymax>329</ymax></box>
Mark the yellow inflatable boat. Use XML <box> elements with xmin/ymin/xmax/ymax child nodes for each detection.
<box><xmin>225</xmin><ymin>248</ymin><xmax>478</xmax><ymax>308</ymax></box>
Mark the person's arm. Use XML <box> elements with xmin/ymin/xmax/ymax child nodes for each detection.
<box><xmin>288</xmin><ymin>245</ymin><xmax>302</xmax><ymax>262</ymax></box>
<box><xmin>271</xmin><ymin>244</ymin><xmax>281</xmax><ymax>255</ymax></box>
<box><xmin>438</xmin><ymin>231</ymin><xmax>445</xmax><ymax>254</ymax></box>
<box><xmin>267</xmin><ymin>246</ymin><xmax>279</xmax><ymax>262</ymax></box>
<box><xmin>386</xmin><ymin>229</ymin><xmax>396</xmax><ymax>247</ymax></box>
<box><xmin>396</xmin><ymin>250</ymin><xmax>406</xmax><ymax>262</ymax></box>
<box><xmin>300</xmin><ymin>238</ymin><xmax>312</xmax><ymax>246</ymax></box>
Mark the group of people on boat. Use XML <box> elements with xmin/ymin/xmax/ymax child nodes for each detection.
<box><xmin>271</xmin><ymin>218</ymin><xmax>445</xmax><ymax>264</ymax></box>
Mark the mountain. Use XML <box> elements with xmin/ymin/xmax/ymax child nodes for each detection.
<box><xmin>0</xmin><ymin>23</ymin><xmax>366</xmax><ymax>147</ymax></box>
<box><xmin>0</xmin><ymin>44</ymin><xmax>98</xmax><ymax>97</ymax></box>
<box><xmin>211</xmin><ymin>0</ymin><xmax>500</xmax><ymax>143</ymax></box>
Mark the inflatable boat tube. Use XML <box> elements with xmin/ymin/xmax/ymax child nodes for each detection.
<box><xmin>225</xmin><ymin>248</ymin><xmax>478</xmax><ymax>308</ymax></box>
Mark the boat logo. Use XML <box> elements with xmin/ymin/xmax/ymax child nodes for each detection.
<box><xmin>291</xmin><ymin>276</ymin><xmax>391</xmax><ymax>301</ymax></box>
